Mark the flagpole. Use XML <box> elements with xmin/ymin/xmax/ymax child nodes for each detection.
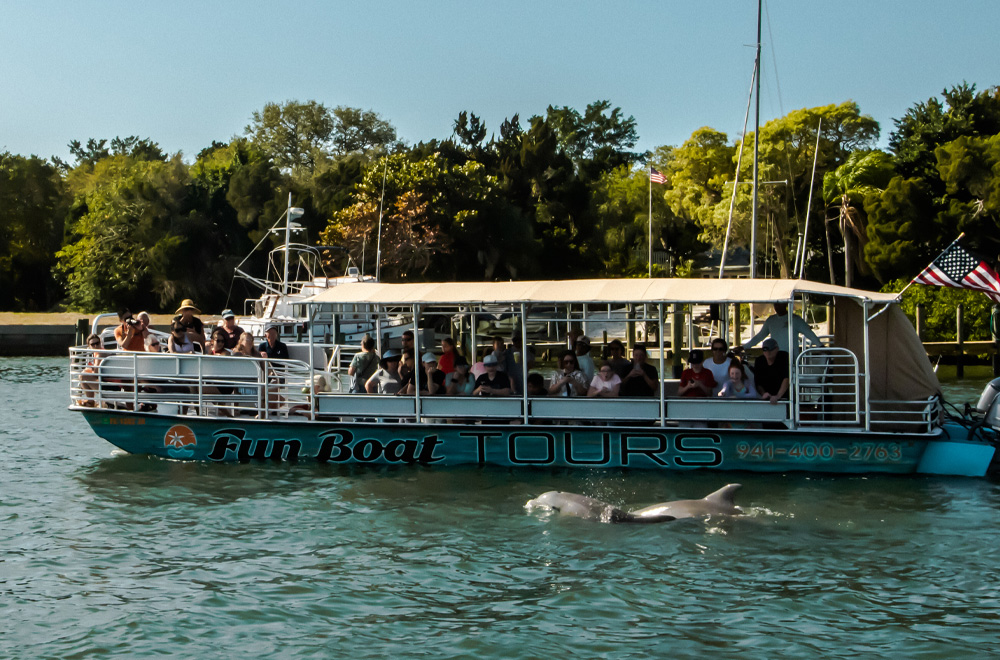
<box><xmin>899</xmin><ymin>232</ymin><xmax>967</xmax><ymax>299</ymax></box>
<box><xmin>648</xmin><ymin>165</ymin><xmax>653</xmax><ymax>278</ymax></box>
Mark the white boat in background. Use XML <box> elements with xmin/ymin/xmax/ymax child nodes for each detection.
<box><xmin>232</xmin><ymin>197</ymin><xmax>410</xmax><ymax>363</ymax></box>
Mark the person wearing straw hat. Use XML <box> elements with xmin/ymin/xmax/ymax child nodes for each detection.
<box><xmin>172</xmin><ymin>299</ymin><xmax>206</xmax><ymax>348</ymax></box>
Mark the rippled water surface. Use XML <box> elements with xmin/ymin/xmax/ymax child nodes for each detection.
<box><xmin>3</xmin><ymin>357</ymin><xmax>1000</xmax><ymax>658</ymax></box>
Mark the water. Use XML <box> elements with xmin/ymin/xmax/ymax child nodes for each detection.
<box><xmin>3</xmin><ymin>357</ymin><xmax>1000</xmax><ymax>659</ymax></box>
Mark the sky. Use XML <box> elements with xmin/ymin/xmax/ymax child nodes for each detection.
<box><xmin>2</xmin><ymin>0</ymin><xmax>998</xmax><ymax>163</ymax></box>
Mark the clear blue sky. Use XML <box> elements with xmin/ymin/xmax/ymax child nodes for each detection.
<box><xmin>2</xmin><ymin>0</ymin><xmax>997</xmax><ymax>162</ymax></box>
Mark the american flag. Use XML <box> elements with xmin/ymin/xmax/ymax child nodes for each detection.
<box><xmin>911</xmin><ymin>237</ymin><xmax>1000</xmax><ymax>303</ymax></box>
<box><xmin>649</xmin><ymin>167</ymin><xmax>667</xmax><ymax>185</ymax></box>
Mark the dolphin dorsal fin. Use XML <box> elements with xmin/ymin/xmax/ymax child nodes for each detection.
<box><xmin>703</xmin><ymin>483</ymin><xmax>742</xmax><ymax>505</ymax></box>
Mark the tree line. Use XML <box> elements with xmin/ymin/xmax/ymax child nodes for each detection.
<box><xmin>1</xmin><ymin>84</ymin><xmax>998</xmax><ymax>341</ymax></box>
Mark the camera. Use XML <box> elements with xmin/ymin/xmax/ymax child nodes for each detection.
<box><xmin>124</xmin><ymin>318</ymin><xmax>139</xmax><ymax>327</ymax></box>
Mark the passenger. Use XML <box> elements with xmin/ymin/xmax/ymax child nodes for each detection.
<box><xmin>525</xmin><ymin>372</ymin><xmax>547</xmax><ymax>397</ymax></box>
<box><xmin>473</xmin><ymin>354</ymin><xmax>512</xmax><ymax>396</ymax></box>
<box><xmin>172</xmin><ymin>299</ymin><xmax>206</xmax><ymax>348</ymax></box>
<box><xmin>446</xmin><ymin>356</ymin><xmax>475</xmax><ymax>395</ymax></box>
<box><xmin>619</xmin><ymin>343</ymin><xmax>659</xmax><ymax>397</ymax></box>
<box><xmin>587</xmin><ymin>364</ymin><xmax>621</xmax><ymax>398</ymax></box>
<box><xmin>575</xmin><ymin>336</ymin><xmax>596</xmax><ymax>382</ymax></box>
<box><xmin>491</xmin><ymin>335</ymin><xmax>521</xmax><ymax>394</ymax></box>
<box><xmin>348</xmin><ymin>335</ymin><xmax>379</xmax><ymax>393</ymax></box>
<box><xmin>233</xmin><ymin>332</ymin><xmax>259</xmax><ymax>357</ymax></box>
<box><xmin>113</xmin><ymin>308</ymin><xmax>146</xmax><ymax>351</ymax></box>
<box><xmin>76</xmin><ymin>333</ymin><xmax>103</xmax><ymax>406</ymax></box>
<box><xmin>605</xmin><ymin>339</ymin><xmax>632</xmax><ymax>379</ymax></box>
<box><xmin>754</xmin><ymin>337</ymin><xmax>790</xmax><ymax>404</ymax></box>
<box><xmin>742</xmin><ymin>302</ymin><xmax>822</xmax><ymax>353</ymax></box>
<box><xmin>167</xmin><ymin>321</ymin><xmax>196</xmax><ymax>353</ymax></box>
<box><xmin>438</xmin><ymin>337</ymin><xmax>457</xmax><ymax>375</ymax></box>
<box><xmin>136</xmin><ymin>311</ymin><xmax>153</xmax><ymax>339</ymax></box>
<box><xmin>258</xmin><ymin>325</ymin><xmax>290</xmax><ymax>360</ymax></box>
<box><xmin>365</xmin><ymin>349</ymin><xmax>403</xmax><ymax>394</ymax></box>
<box><xmin>718</xmin><ymin>361</ymin><xmax>756</xmax><ymax>399</ymax></box>
<box><xmin>144</xmin><ymin>334</ymin><xmax>163</xmax><ymax>352</ymax></box>
<box><xmin>678</xmin><ymin>349</ymin><xmax>716</xmax><ymax>398</ymax></box>
<box><xmin>208</xmin><ymin>329</ymin><xmax>231</xmax><ymax>355</ymax></box>
<box><xmin>217</xmin><ymin>309</ymin><xmax>245</xmax><ymax>350</ymax></box>
<box><xmin>511</xmin><ymin>334</ymin><xmax>536</xmax><ymax>372</ymax></box>
<box><xmin>400</xmin><ymin>329</ymin><xmax>415</xmax><ymax>353</ymax></box>
<box><xmin>411</xmin><ymin>352</ymin><xmax>446</xmax><ymax>395</ymax></box>
<box><xmin>398</xmin><ymin>349</ymin><xmax>415</xmax><ymax>387</ymax></box>
<box><xmin>548</xmin><ymin>350</ymin><xmax>588</xmax><ymax>397</ymax></box>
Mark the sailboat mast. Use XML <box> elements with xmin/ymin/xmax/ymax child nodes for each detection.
<box><xmin>750</xmin><ymin>0</ymin><xmax>762</xmax><ymax>279</ymax></box>
<box><xmin>282</xmin><ymin>192</ymin><xmax>292</xmax><ymax>295</ymax></box>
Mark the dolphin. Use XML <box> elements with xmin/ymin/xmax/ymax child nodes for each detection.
<box><xmin>525</xmin><ymin>484</ymin><xmax>743</xmax><ymax>524</ymax></box>
<box><xmin>628</xmin><ymin>483</ymin><xmax>743</xmax><ymax>520</ymax></box>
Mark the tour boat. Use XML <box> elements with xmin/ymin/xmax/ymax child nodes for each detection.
<box><xmin>68</xmin><ymin>277</ymin><xmax>1000</xmax><ymax>476</ymax></box>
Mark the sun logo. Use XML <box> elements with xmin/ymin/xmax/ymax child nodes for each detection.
<box><xmin>164</xmin><ymin>425</ymin><xmax>197</xmax><ymax>449</ymax></box>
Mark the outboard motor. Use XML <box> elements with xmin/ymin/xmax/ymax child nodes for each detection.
<box><xmin>976</xmin><ymin>377</ymin><xmax>1000</xmax><ymax>429</ymax></box>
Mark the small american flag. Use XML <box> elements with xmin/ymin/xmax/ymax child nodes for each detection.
<box><xmin>911</xmin><ymin>237</ymin><xmax>1000</xmax><ymax>303</ymax></box>
<box><xmin>649</xmin><ymin>167</ymin><xmax>667</xmax><ymax>185</ymax></box>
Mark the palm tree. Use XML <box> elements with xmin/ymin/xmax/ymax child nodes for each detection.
<box><xmin>822</xmin><ymin>151</ymin><xmax>895</xmax><ymax>287</ymax></box>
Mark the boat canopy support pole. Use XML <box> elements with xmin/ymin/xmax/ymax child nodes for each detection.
<box><xmin>413</xmin><ymin>304</ymin><xmax>422</xmax><ymax>422</ymax></box>
<box><xmin>521</xmin><ymin>303</ymin><xmax>529</xmax><ymax>425</ymax></box>
<box><xmin>788</xmin><ymin>297</ymin><xmax>796</xmax><ymax>428</ymax></box>
<box><xmin>659</xmin><ymin>303</ymin><xmax>666</xmax><ymax>427</ymax></box>
<box><xmin>863</xmin><ymin>300</ymin><xmax>871</xmax><ymax>431</ymax></box>
<box><xmin>308</xmin><ymin>304</ymin><xmax>316</xmax><ymax>418</ymax></box>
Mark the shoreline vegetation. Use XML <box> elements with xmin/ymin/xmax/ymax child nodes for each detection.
<box><xmin>2</xmin><ymin>84</ymin><xmax>999</xmax><ymax>343</ymax></box>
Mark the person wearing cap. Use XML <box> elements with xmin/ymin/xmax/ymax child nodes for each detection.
<box><xmin>446</xmin><ymin>356</ymin><xmax>475</xmax><ymax>396</ymax></box>
<box><xmin>574</xmin><ymin>335</ymin><xmax>596</xmax><ymax>382</ymax></box>
<box><xmin>678</xmin><ymin>349</ymin><xmax>716</xmax><ymax>398</ymax></box>
<box><xmin>217</xmin><ymin>309</ymin><xmax>245</xmax><ymax>350</ymax></box>
<box><xmin>365</xmin><ymin>349</ymin><xmax>402</xmax><ymax>394</ymax></box>
<box><xmin>753</xmin><ymin>338</ymin><xmax>790</xmax><ymax>404</ymax></box>
<box><xmin>402</xmin><ymin>352</ymin><xmax>445</xmax><ymax>396</ymax></box>
<box><xmin>172</xmin><ymin>299</ymin><xmax>206</xmax><ymax>348</ymax></box>
<box><xmin>473</xmin><ymin>354</ymin><xmax>511</xmax><ymax>397</ymax></box>
<box><xmin>258</xmin><ymin>325</ymin><xmax>290</xmax><ymax>360</ymax></box>
<box><xmin>742</xmin><ymin>302</ymin><xmax>822</xmax><ymax>353</ymax></box>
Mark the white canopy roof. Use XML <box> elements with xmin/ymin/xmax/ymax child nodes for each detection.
<box><xmin>303</xmin><ymin>278</ymin><xmax>899</xmax><ymax>306</ymax></box>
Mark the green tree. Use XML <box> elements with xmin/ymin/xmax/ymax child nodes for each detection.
<box><xmin>56</xmin><ymin>155</ymin><xmax>188</xmax><ymax>311</ymax></box>
<box><xmin>0</xmin><ymin>153</ymin><xmax>70</xmax><ymax>310</ymax></box>
<box><xmin>866</xmin><ymin>84</ymin><xmax>1000</xmax><ymax>282</ymax></box>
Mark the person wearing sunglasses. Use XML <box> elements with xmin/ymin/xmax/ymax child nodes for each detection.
<box><xmin>76</xmin><ymin>334</ymin><xmax>104</xmax><ymax>406</ymax></box>
<box><xmin>168</xmin><ymin>321</ymin><xmax>195</xmax><ymax>354</ymax></box>
<box><xmin>144</xmin><ymin>335</ymin><xmax>163</xmax><ymax>353</ymax></box>
<box><xmin>548</xmin><ymin>350</ymin><xmax>588</xmax><ymax>397</ymax></box>
<box><xmin>753</xmin><ymin>338</ymin><xmax>790</xmax><ymax>405</ymax></box>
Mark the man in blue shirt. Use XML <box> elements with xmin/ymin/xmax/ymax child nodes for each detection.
<box><xmin>258</xmin><ymin>325</ymin><xmax>290</xmax><ymax>360</ymax></box>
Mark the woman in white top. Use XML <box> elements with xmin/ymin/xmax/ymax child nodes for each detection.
<box><xmin>548</xmin><ymin>351</ymin><xmax>589</xmax><ymax>397</ymax></box>
<box><xmin>587</xmin><ymin>364</ymin><xmax>621</xmax><ymax>397</ymax></box>
<box><xmin>168</xmin><ymin>322</ymin><xmax>195</xmax><ymax>353</ymax></box>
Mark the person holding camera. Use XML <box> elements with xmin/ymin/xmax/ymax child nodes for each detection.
<box><xmin>113</xmin><ymin>308</ymin><xmax>147</xmax><ymax>351</ymax></box>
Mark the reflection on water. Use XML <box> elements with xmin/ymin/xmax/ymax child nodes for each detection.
<box><xmin>4</xmin><ymin>357</ymin><xmax>1000</xmax><ymax>658</ymax></box>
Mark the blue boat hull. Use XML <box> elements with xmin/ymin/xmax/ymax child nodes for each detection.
<box><xmin>80</xmin><ymin>410</ymin><xmax>996</xmax><ymax>476</ymax></box>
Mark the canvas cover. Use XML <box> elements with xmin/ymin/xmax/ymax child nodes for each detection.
<box><xmin>304</xmin><ymin>278</ymin><xmax>900</xmax><ymax>307</ymax></box>
<box><xmin>834</xmin><ymin>300</ymin><xmax>939</xmax><ymax>401</ymax></box>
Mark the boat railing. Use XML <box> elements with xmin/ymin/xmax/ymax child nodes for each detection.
<box><xmin>311</xmin><ymin>392</ymin><xmax>791</xmax><ymax>426</ymax></box>
<box><xmin>868</xmin><ymin>398</ymin><xmax>941</xmax><ymax>434</ymax></box>
<box><xmin>794</xmin><ymin>347</ymin><xmax>861</xmax><ymax>426</ymax></box>
<box><xmin>69</xmin><ymin>348</ymin><xmax>318</xmax><ymax>420</ymax></box>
